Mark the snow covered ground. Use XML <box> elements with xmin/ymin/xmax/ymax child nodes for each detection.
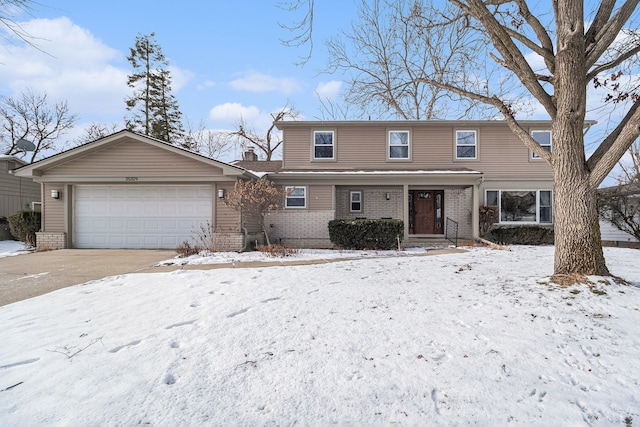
<box><xmin>0</xmin><ymin>244</ymin><xmax>639</xmax><ymax>425</ymax></box>
<box><xmin>0</xmin><ymin>240</ymin><xmax>30</xmax><ymax>259</ymax></box>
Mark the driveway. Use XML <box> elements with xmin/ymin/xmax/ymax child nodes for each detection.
<box><xmin>0</xmin><ymin>249</ymin><xmax>176</xmax><ymax>307</ymax></box>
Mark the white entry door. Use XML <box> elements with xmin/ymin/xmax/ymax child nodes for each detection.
<box><xmin>75</xmin><ymin>185</ymin><xmax>212</xmax><ymax>249</ymax></box>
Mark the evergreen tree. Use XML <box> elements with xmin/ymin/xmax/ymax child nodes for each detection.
<box><xmin>125</xmin><ymin>32</ymin><xmax>183</xmax><ymax>143</ymax></box>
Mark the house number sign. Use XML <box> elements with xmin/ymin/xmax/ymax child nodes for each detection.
<box><xmin>125</xmin><ymin>177</ymin><xmax>139</xmax><ymax>181</ymax></box>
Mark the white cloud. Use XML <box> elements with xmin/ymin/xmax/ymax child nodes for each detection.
<box><xmin>208</xmin><ymin>102</ymin><xmax>261</xmax><ymax>125</ymax></box>
<box><xmin>315</xmin><ymin>80</ymin><xmax>341</xmax><ymax>100</ymax></box>
<box><xmin>229</xmin><ymin>71</ymin><xmax>302</xmax><ymax>94</ymax></box>
<box><xmin>0</xmin><ymin>17</ymin><xmax>128</xmax><ymax>116</ymax></box>
<box><xmin>197</xmin><ymin>80</ymin><xmax>216</xmax><ymax>90</ymax></box>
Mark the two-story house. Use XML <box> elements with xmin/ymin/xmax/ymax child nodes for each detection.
<box><xmin>260</xmin><ymin>120</ymin><xmax>556</xmax><ymax>248</ymax></box>
<box><xmin>15</xmin><ymin>121</ymin><xmax>556</xmax><ymax>251</ymax></box>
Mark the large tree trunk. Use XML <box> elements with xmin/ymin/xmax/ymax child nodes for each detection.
<box><xmin>552</xmin><ymin>0</ymin><xmax>610</xmax><ymax>277</ymax></box>
<box><xmin>553</xmin><ymin>169</ymin><xmax>609</xmax><ymax>276</ymax></box>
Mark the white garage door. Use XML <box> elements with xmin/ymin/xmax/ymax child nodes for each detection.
<box><xmin>75</xmin><ymin>185</ymin><xmax>212</xmax><ymax>249</ymax></box>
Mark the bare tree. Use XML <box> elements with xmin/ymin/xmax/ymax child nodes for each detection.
<box><xmin>73</xmin><ymin>122</ymin><xmax>120</xmax><ymax>146</ymax></box>
<box><xmin>227</xmin><ymin>107</ymin><xmax>299</xmax><ymax>160</ymax></box>
<box><xmin>0</xmin><ymin>90</ymin><xmax>77</xmax><ymax>163</ymax></box>
<box><xmin>283</xmin><ymin>0</ymin><xmax>640</xmax><ymax>278</ymax></box>
<box><xmin>223</xmin><ymin>178</ymin><xmax>288</xmax><ymax>246</ymax></box>
<box><xmin>181</xmin><ymin>120</ymin><xmax>232</xmax><ymax>159</ymax></box>
<box><xmin>325</xmin><ymin>0</ymin><xmax>495</xmax><ymax>120</ymax></box>
<box><xmin>599</xmin><ymin>139</ymin><xmax>640</xmax><ymax>242</ymax></box>
<box><xmin>0</xmin><ymin>1</ymin><xmax>44</xmax><ymax>52</ymax></box>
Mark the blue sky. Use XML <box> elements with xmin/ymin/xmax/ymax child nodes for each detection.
<box><xmin>0</xmin><ymin>1</ymin><xmax>357</xmax><ymax>151</ymax></box>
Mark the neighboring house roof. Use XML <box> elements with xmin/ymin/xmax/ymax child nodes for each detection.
<box><xmin>14</xmin><ymin>129</ymin><xmax>258</xmax><ymax>179</ymax></box>
<box><xmin>232</xmin><ymin>160</ymin><xmax>283</xmax><ymax>174</ymax></box>
<box><xmin>0</xmin><ymin>155</ymin><xmax>28</xmax><ymax>167</ymax></box>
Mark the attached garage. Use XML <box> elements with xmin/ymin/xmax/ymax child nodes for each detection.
<box><xmin>14</xmin><ymin>130</ymin><xmax>257</xmax><ymax>251</ymax></box>
<box><xmin>75</xmin><ymin>185</ymin><xmax>213</xmax><ymax>249</ymax></box>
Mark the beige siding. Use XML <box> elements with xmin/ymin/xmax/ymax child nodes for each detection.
<box><xmin>216</xmin><ymin>182</ymin><xmax>242</xmax><ymax>232</ymax></box>
<box><xmin>42</xmin><ymin>139</ymin><xmax>223</xmax><ymax>177</ymax></box>
<box><xmin>281</xmin><ymin>122</ymin><xmax>553</xmax><ymax>180</ymax></box>
<box><xmin>42</xmin><ymin>183</ymin><xmax>65</xmax><ymax>232</ymax></box>
<box><xmin>309</xmin><ymin>185</ymin><xmax>333</xmax><ymax>210</ymax></box>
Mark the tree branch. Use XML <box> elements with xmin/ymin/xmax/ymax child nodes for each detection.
<box><xmin>588</xmin><ymin>99</ymin><xmax>640</xmax><ymax>187</ymax></box>
<box><xmin>585</xmin><ymin>0</ymin><xmax>640</xmax><ymax>70</ymax></box>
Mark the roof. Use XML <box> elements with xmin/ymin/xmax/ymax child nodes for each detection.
<box><xmin>232</xmin><ymin>160</ymin><xmax>283</xmax><ymax>173</ymax></box>
<box><xmin>14</xmin><ymin>129</ymin><xmax>258</xmax><ymax>179</ymax></box>
<box><xmin>275</xmin><ymin>119</ymin><xmax>597</xmax><ymax>130</ymax></box>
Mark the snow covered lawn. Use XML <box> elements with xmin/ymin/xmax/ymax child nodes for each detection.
<box><xmin>0</xmin><ymin>240</ymin><xmax>30</xmax><ymax>259</ymax></box>
<box><xmin>0</xmin><ymin>245</ymin><xmax>639</xmax><ymax>425</ymax></box>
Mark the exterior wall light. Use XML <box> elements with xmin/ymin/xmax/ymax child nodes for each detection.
<box><xmin>51</xmin><ymin>189</ymin><xmax>60</xmax><ymax>199</ymax></box>
<box><xmin>218</xmin><ymin>189</ymin><xmax>225</xmax><ymax>198</ymax></box>
<box><xmin>385</xmin><ymin>192</ymin><xmax>390</xmax><ymax>200</ymax></box>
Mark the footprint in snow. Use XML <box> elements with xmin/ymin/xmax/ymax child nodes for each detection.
<box><xmin>0</xmin><ymin>357</ymin><xmax>40</xmax><ymax>369</ymax></box>
<box><xmin>109</xmin><ymin>340</ymin><xmax>142</xmax><ymax>353</ymax></box>
<box><xmin>165</xmin><ymin>320</ymin><xmax>196</xmax><ymax>329</ymax></box>
<box><xmin>227</xmin><ymin>308</ymin><xmax>250</xmax><ymax>318</ymax></box>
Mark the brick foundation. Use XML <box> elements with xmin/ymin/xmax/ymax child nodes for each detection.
<box><xmin>36</xmin><ymin>232</ymin><xmax>67</xmax><ymax>250</ymax></box>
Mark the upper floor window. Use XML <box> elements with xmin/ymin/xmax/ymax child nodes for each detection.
<box><xmin>531</xmin><ymin>130</ymin><xmax>552</xmax><ymax>159</ymax></box>
<box><xmin>388</xmin><ymin>130</ymin><xmax>410</xmax><ymax>159</ymax></box>
<box><xmin>456</xmin><ymin>130</ymin><xmax>477</xmax><ymax>159</ymax></box>
<box><xmin>350</xmin><ymin>191</ymin><xmax>362</xmax><ymax>212</ymax></box>
<box><xmin>313</xmin><ymin>131</ymin><xmax>334</xmax><ymax>160</ymax></box>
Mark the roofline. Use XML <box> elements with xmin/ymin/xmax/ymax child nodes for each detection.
<box><xmin>275</xmin><ymin>119</ymin><xmax>598</xmax><ymax>129</ymax></box>
<box><xmin>14</xmin><ymin>129</ymin><xmax>258</xmax><ymax>179</ymax></box>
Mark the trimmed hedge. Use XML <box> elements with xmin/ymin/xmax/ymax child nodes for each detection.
<box><xmin>328</xmin><ymin>219</ymin><xmax>404</xmax><ymax>250</ymax></box>
<box><xmin>485</xmin><ymin>225</ymin><xmax>554</xmax><ymax>245</ymax></box>
<box><xmin>7</xmin><ymin>210</ymin><xmax>41</xmax><ymax>247</ymax></box>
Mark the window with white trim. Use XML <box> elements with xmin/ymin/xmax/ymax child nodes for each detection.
<box><xmin>285</xmin><ymin>186</ymin><xmax>307</xmax><ymax>208</ymax></box>
<box><xmin>313</xmin><ymin>131</ymin><xmax>334</xmax><ymax>159</ymax></box>
<box><xmin>531</xmin><ymin>130</ymin><xmax>552</xmax><ymax>159</ymax></box>
<box><xmin>388</xmin><ymin>130</ymin><xmax>410</xmax><ymax>159</ymax></box>
<box><xmin>486</xmin><ymin>190</ymin><xmax>553</xmax><ymax>224</ymax></box>
<box><xmin>456</xmin><ymin>130</ymin><xmax>477</xmax><ymax>159</ymax></box>
<box><xmin>350</xmin><ymin>191</ymin><xmax>362</xmax><ymax>212</ymax></box>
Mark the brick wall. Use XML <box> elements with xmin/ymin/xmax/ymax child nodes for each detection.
<box><xmin>444</xmin><ymin>187</ymin><xmax>473</xmax><ymax>239</ymax></box>
<box><xmin>36</xmin><ymin>232</ymin><xmax>67</xmax><ymax>250</ymax></box>
<box><xmin>335</xmin><ymin>186</ymin><xmax>403</xmax><ymax>220</ymax></box>
<box><xmin>265</xmin><ymin>210</ymin><xmax>335</xmax><ymax>248</ymax></box>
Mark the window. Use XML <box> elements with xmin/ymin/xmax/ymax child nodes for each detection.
<box><xmin>531</xmin><ymin>130</ymin><xmax>552</xmax><ymax>159</ymax></box>
<box><xmin>350</xmin><ymin>191</ymin><xmax>362</xmax><ymax>212</ymax></box>
<box><xmin>388</xmin><ymin>130</ymin><xmax>410</xmax><ymax>159</ymax></box>
<box><xmin>486</xmin><ymin>190</ymin><xmax>553</xmax><ymax>224</ymax></box>
<box><xmin>313</xmin><ymin>131</ymin><xmax>334</xmax><ymax>159</ymax></box>
<box><xmin>539</xmin><ymin>190</ymin><xmax>553</xmax><ymax>223</ymax></box>
<box><xmin>285</xmin><ymin>186</ymin><xmax>306</xmax><ymax>208</ymax></box>
<box><xmin>456</xmin><ymin>130</ymin><xmax>477</xmax><ymax>159</ymax></box>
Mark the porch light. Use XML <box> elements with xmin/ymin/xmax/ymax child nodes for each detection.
<box><xmin>385</xmin><ymin>192</ymin><xmax>390</xmax><ymax>200</ymax></box>
<box><xmin>218</xmin><ymin>189</ymin><xmax>225</xmax><ymax>198</ymax></box>
<box><xmin>51</xmin><ymin>189</ymin><xmax>60</xmax><ymax>199</ymax></box>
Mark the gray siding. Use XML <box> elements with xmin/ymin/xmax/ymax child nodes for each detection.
<box><xmin>0</xmin><ymin>159</ymin><xmax>40</xmax><ymax>218</ymax></box>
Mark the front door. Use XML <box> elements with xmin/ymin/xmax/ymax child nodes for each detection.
<box><xmin>410</xmin><ymin>190</ymin><xmax>444</xmax><ymax>234</ymax></box>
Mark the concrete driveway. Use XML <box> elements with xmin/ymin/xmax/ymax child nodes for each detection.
<box><xmin>0</xmin><ymin>249</ymin><xmax>176</xmax><ymax>307</ymax></box>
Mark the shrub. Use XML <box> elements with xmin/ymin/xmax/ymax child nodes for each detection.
<box><xmin>7</xmin><ymin>210</ymin><xmax>41</xmax><ymax>247</ymax></box>
<box><xmin>176</xmin><ymin>240</ymin><xmax>202</xmax><ymax>258</ymax></box>
<box><xmin>485</xmin><ymin>225</ymin><xmax>554</xmax><ymax>245</ymax></box>
<box><xmin>258</xmin><ymin>244</ymin><xmax>299</xmax><ymax>258</ymax></box>
<box><xmin>328</xmin><ymin>219</ymin><xmax>404</xmax><ymax>250</ymax></box>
